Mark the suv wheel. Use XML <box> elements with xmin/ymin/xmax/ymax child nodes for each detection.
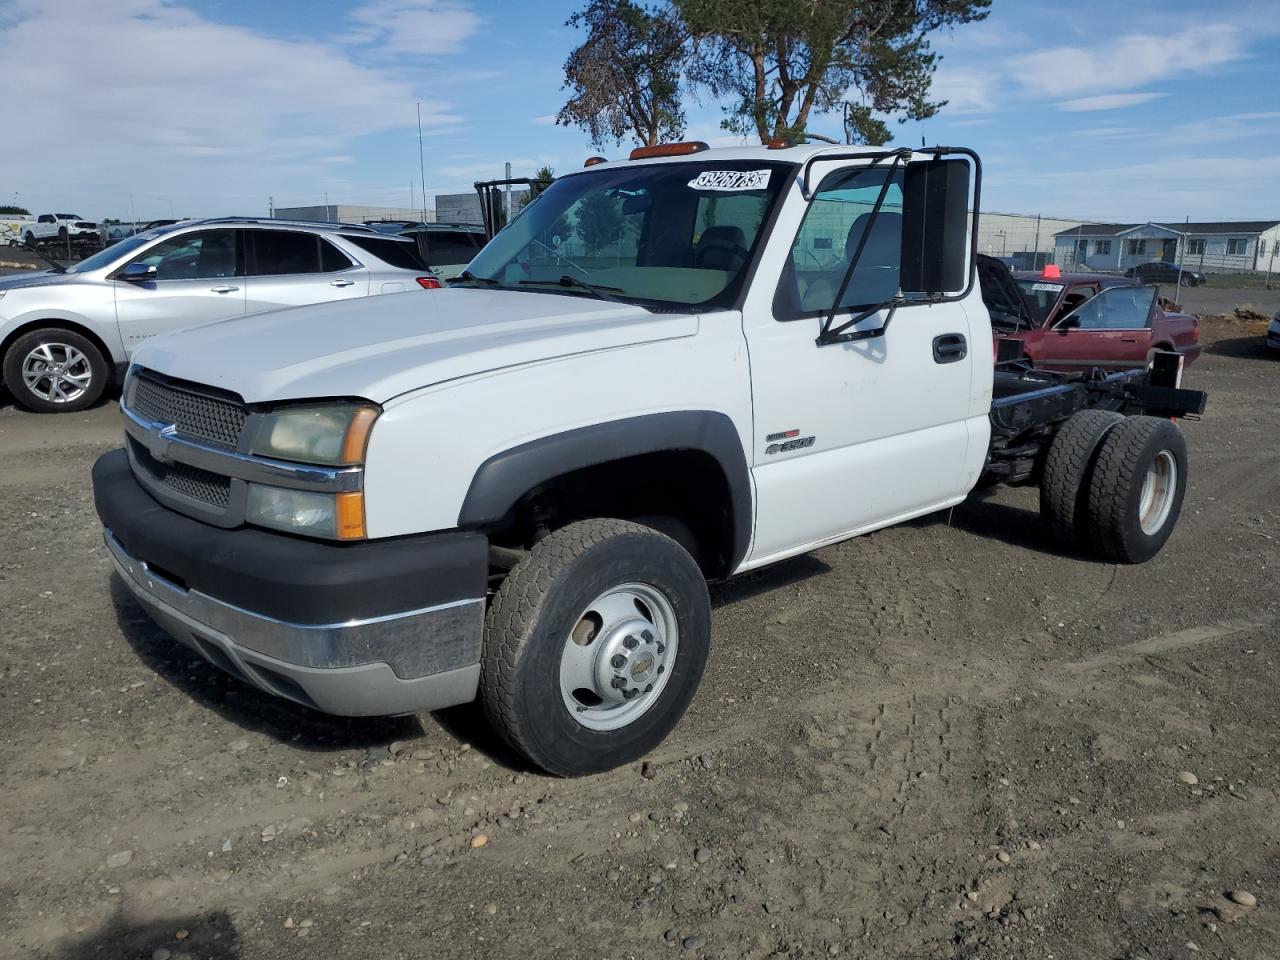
<box><xmin>480</xmin><ymin>518</ymin><xmax>711</xmax><ymax>776</ymax></box>
<box><xmin>3</xmin><ymin>329</ymin><xmax>109</xmax><ymax>413</ymax></box>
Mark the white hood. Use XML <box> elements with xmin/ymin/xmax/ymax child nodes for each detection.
<box><xmin>131</xmin><ymin>287</ymin><xmax>700</xmax><ymax>404</ymax></box>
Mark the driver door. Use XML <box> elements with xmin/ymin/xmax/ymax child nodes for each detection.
<box><xmin>112</xmin><ymin>229</ymin><xmax>245</xmax><ymax>353</ymax></box>
<box><xmin>742</xmin><ymin>160</ymin><xmax>984</xmax><ymax>566</ymax></box>
<box><xmin>1039</xmin><ymin>284</ymin><xmax>1157</xmax><ymax>371</ymax></box>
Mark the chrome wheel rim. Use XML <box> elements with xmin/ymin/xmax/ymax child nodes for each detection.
<box><xmin>1138</xmin><ymin>450</ymin><xmax>1177</xmax><ymax>535</ymax></box>
<box><xmin>559</xmin><ymin>582</ymin><xmax>679</xmax><ymax>732</ymax></box>
<box><xmin>21</xmin><ymin>342</ymin><xmax>91</xmax><ymax>404</ymax></box>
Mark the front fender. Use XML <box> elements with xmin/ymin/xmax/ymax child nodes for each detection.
<box><xmin>458</xmin><ymin>411</ymin><xmax>753</xmax><ymax>571</ymax></box>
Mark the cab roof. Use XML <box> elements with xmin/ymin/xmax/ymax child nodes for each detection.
<box><xmin>561</xmin><ymin>142</ymin><xmax>924</xmax><ymax>177</ymax></box>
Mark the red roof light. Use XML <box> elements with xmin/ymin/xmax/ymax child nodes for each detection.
<box><xmin>1041</xmin><ymin>264</ymin><xmax>1062</xmax><ymax>279</ymax></box>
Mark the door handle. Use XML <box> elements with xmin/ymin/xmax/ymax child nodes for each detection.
<box><xmin>330</xmin><ymin>279</ymin><xmax>356</xmax><ymax>288</ymax></box>
<box><xmin>1120</xmin><ymin>337</ymin><xmax>1138</xmax><ymax>343</ymax></box>
<box><xmin>933</xmin><ymin>333</ymin><xmax>968</xmax><ymax>363</ymax></box>
<box><xmin>210</xmin><ymin>285</ymin><xmax>239</xmax><ymax>294</ymax></box>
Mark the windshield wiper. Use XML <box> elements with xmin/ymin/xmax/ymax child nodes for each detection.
<box><xmin>451</xmin><ymin>270</ymin><xmax>501</xmax><ymax>286</ymax></box>
<box><xmin>518</xmin><ymin>275</ymin><xmax>628</xmax><ymax>305</ymax></box>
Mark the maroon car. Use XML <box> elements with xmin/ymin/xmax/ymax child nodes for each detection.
<box><xmin>983</xmin><ymin>260</ymin><xmax>1201</xmax><ymax>373</ymax></box>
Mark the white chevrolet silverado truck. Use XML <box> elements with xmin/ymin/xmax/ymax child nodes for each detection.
<box><xmin>92</xmin><ymin>143</ymin><xmax>1206</xmax><ymax>776</ymax></box>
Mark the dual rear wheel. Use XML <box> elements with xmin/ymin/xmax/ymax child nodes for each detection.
<box><xmin>1040</xmin><ymin>411</ymin><xmax>1188</xmax><ymax>563</ymax></box>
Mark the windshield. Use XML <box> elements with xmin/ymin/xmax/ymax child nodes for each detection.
<box><xmin>463</xmin><ymin>159</ymin><xmax>792</xmax><ymax>310</ymax></box>
<box><xmin>68</xmin><ymin>232</ymin><xmax>165</xmax><ymax>273</ymax></box>
<box><xmin>1014</xmin><ymin>279</ymin><xmax>1064</xmax><ymax>324</ymax></box>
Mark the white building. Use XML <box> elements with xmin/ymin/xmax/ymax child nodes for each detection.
<box><xmin>273</xmin><ymin>204</ymin><xmax>434</xmax><ymax>225</ymax></box>
<box><xmin>1054</xmin><ymin>221</ymin><xmax>1280</xmax><ymax>274</ymax></box>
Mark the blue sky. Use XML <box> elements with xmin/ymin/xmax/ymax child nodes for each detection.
<box><xmin>2</xmin><ymin>0</ymin><xmax>1277</xmax><ymax>222</ymax></box>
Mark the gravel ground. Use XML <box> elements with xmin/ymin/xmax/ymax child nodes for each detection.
<box><xmin>0</xmin><ymin>311</ymin><xmax>1278</xmax><ymax>960</ymax></box>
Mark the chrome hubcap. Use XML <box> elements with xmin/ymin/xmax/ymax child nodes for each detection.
<box><xmin>21</xmin><ymin>343</ymin><xmax>91</xmax><ymax>403</ymax></box>
<box><xmin>559</xmin><ymin>582</ymin><xmax>678</xmax><ymax>731</ymax></box>
<box><xmin>1138</xmin><ymin>450</ymin><xmax>1177</xmax><ymax>535</ymax></box>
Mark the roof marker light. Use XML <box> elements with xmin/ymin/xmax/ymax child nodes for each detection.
<box><xmin>629</xmin><ymin>141</ymin><xmax>710</xmax><ymax>160</ymax></box>
<box><xmin>1041</xmin><ymin>264</ymin><xmax>1062</xmax><ymax>279</ymax></box>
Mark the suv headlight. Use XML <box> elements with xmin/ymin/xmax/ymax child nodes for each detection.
<box><xmin>244</xmin><ymin>402</ymin><xmax>379</xmax><ymax>540</ymax></box>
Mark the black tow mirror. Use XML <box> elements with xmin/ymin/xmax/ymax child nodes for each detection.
<box><xmin>122</xmin><ymin>263</ymin><xmax>157</xmax><ymax>282</ymax></box>
<box><xmin>900</xmin><ymin>157</ymin><xmax>970</xmax><ymax>295</ymax></box>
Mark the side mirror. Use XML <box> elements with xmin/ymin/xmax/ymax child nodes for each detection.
<box><xmin>122</xmin><ymin>262</ymin><xmax>157</xmax><ymax>282</ymax></box>
<box><xmin>900</xmin><ymin>157</ymin><xmax>970</xmax><ymax>294</ymax></box>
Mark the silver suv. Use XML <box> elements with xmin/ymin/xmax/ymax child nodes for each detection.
<box><xmin>0</xmin><ymin>218</ymin><xmax>440</xmax><ymax>412</ymax></box>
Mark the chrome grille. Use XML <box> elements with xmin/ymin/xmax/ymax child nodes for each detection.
<box><xmin>159</xmin><ymin>461</ymin><xmax>232</xmax><ymax>508</ymax></box>
<box><xmin>129</xmin><ymin>372</ymin><xmax>247</xmax><ymax>449</ymax></box>
<box><xmin>128</xmin><ymin>438</ymin><xmax>232</xmax><ymax>509</ymax></box>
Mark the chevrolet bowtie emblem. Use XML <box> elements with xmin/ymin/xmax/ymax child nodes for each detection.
<box><xmin>147</xmin><ymin>424</ymin><xmax>179</xmax><ymax>464</ymax></box>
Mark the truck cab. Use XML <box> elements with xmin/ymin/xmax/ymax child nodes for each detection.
<box><xmin>92</xmin><ymin>143</ymin><xmax>1202</xmax><ymax>776</ymax></box>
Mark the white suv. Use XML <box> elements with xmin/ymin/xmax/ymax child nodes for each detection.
<box><xmin>0</xmin><ymin>218</ymin><xmax>440</xmax><ymax>412</ymax></box>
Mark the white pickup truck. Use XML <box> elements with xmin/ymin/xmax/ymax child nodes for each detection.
<box><xmin>92</xmin><ymin>143</ymin><xmax>1206</xmax><ymax>776</ymax></box>
<box><xmin>23</xmin><ymin>212</ymin><xmax>99</xmax><ymax>245</ymax></box>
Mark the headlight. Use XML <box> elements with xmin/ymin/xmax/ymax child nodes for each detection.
<box><xmin>252</xmin><ymin>403</ymin><xmax>379</xmax><ymax>466</ymax></box>
<box><xmin>245</xmin><ymin>485</ymin><xmax>366</xmax><ymax>540</ymax></box>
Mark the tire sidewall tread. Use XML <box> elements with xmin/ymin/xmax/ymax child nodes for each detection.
<box><xmin>3</xmin><ymin>328</ymin><xmax>109</xmax><ymax>413</ymax></box>
<box><xmin>1084</xmin><ymin>416</ymin><xmax>1188</xmax><ymax>563</ymax></box>
<box><xmin>481</xmin><ymin>518</ymin><xmax>710</xmax><ymax>777</ymax></box>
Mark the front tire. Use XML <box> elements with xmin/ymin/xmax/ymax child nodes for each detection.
<box><xmin>480</xmin><ymin>518</ymin><xmax>711</xmax><ymax>777</ymax></box>
<box><xmin>1084</xmin><ymin>416</ymin><xmax>1188</xmax><ymax>563</ymax></box>
<box><xmin>2</xmin><ymin>328</ymin><xmax>109</xmax><ymax>413</ymax></box>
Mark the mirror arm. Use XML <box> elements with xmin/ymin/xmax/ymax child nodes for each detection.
<box><xmin>816</xmin><ymin>296</ymin><xmax>903</xmax><ymax>346</ymax></box>
<box><xmin>817</xmin><ymin>152</ymin><xmax>903</xmax><ymax>346</ymax></box>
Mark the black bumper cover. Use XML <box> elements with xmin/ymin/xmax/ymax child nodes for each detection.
<box><xmin>92</xmin><ymin>448</ymin><xmax>486</xmax><ymax>625</ymax></box>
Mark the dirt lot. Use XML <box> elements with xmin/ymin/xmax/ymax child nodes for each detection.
<box><xmin>1</xmin><ymin>311</ymin><xmax>1278</xmax><ymax>960</ymax></box>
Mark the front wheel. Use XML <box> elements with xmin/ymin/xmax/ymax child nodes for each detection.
<box><xmin>2</xmin><ymin>328</ymin><xmax>109</xmax><ymax>412</ymax></box>
<box><xmin>480</xmin><ymin>518</ymin><xmax>711</xmax><ymax>776</ymax></box>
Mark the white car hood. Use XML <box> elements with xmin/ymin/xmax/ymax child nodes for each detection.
<box><xmin>132</xmin><ymin>287</ymin><xmax>701</xmax><ymax>404</ymax></box>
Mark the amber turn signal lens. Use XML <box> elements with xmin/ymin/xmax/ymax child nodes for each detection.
<box><xmin>584</xmin><ymin>156</ymin><xmax>607</xmax><ymax>166</ymax></box>
<box><xmin>629</xmin><ymin>141</ymin><xmax>709</xmax><ymax>160</ymax></box>
<box><xmin>336</xmin><ymin>491</ymin><xmax>366</xmax><ymax>540</ymax></box>
<box><xmin>341</xmin><ymin>406</ymin><xmax>379</xmax><ymax>464</ymax></box>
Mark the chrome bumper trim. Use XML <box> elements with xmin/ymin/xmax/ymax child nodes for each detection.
<box><xmin>105</xmin><ymin>531</ymin><xmax>483</xmax><ymax>679</ymax></box>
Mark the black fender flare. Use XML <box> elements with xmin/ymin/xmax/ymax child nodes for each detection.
<box><xmin>458</xmin><ymin>411</ymin><xmax>753</xmax><ymax>572</ymax></box>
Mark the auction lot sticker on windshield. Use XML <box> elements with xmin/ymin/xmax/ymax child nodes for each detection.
<box><xmin>689</xmin><ymin>169</ymin><xmax>771</xmax><ymax>191</ymax></box>
<box><xmin>1031</xmin><ymin>282</ymin><xmax>1063</xmax><ymax>292</ymax></box>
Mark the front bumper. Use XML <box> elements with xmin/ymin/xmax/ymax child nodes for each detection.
<box><xmin>94</xmin><ymin>449</ymin><xmax>487</xmax><ymax>716</ymax></box>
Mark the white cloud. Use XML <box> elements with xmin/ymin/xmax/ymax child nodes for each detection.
<box><xmin>0</xmin><ymin>0</ymin><xmax>467</xmax><ymax>217</ymax></box>
<box><xmin>930</xmin><ymin>65</ymin><xmax>997</xmax><ymax>115</ymax></box>
<box><xmin>1058</xmin><ymin>92</ymin><xmax>1166</xmax><ymax>112</ymax></box>
<box><xmin>349</xmin><ymin>0</ymin><xmax>480</xmax><ymax>56</ymax></box>
<box><xmin>1009</xmin><ymin>25</ymin><xmax>1245</xmax><ymax>98</ymax></box>
<box><xmin>532</xmin><ymin>114</ymin><xmax>559</xmax><ymax>126</ymax></box>
<box><xmin>988</xmin><ymin>154</ymin><xmax>1280</xmax><ymax>221</ymax></box>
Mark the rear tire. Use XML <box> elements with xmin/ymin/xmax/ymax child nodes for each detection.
<box><xmin>480</xmin><ymin>518</ymin><xmax>711</xmax><ymax>776</ymax></box>
<box><xmin>1040</xmin><ymin>409</ymin><xmax>1124</xmax><ymax>546</ymax></box>
<box><xmin>1084</xmin><ymin>416</ymin><xmax>1188</xmax><ymax>563</ymax></box>
<box><xmin>3</xmin><ymin>328</ymin><xmax>109</xmax><ymax>413</ymax></box>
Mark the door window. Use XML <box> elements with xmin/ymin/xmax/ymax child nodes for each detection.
<box><xmin>1059</xmin><ymin>285</ymin><xmax>1156</xmax><ymax>330</ymax></box>
<box><xmin>777</xmin><ymin>165</ymin><xmax>903</xmax><ymax>317</ymax></box>
<box><xmin>251</xmin><ymin>230</ymin><xmax>352</xmax><ymax>275</ymax></box>
<box><xmin>130</xmin><ymin>230</ymin><xmax>239</xmax><ymax>280</ymax></box>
